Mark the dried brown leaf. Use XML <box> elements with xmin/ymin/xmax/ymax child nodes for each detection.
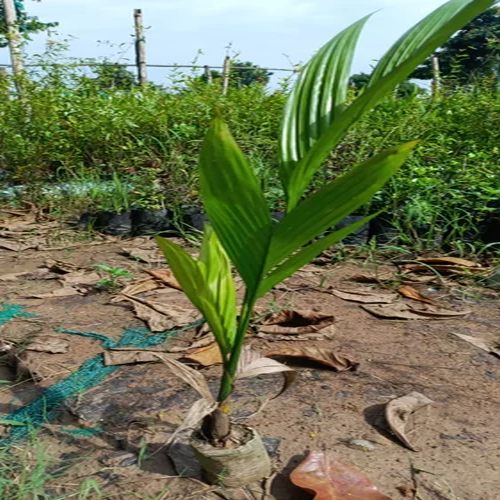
<box><xmin>290</xmin><ymin>451</ymin><xmax>391</xmax><ymax>499</ymax></box>
<box><xmin>329</xmin><ymin>288</ymin><xmax>397</xmax><ymax>304</ymax></box>
<box><xmin>0</xmin><ymin>238</ymin><xmax>31</xmax><ymax>251</ymax></box>
<box><xmin>154</xmin><ymin>354</ymin><xmax>214</xmax><ymax>403</ymax></box>
<box><xmin>236</xmin><ymin>347</ymin><xmax>296</xmax><ymax>399</ymax></box>
<box><xmin>362</xmin><ymin>302</ymin><xmax>470</xmax><ymax>320</ymax></box>
<box><xmin>266</xmin><ymin>347</ymin><xmax>357</xmax><ymax>371</ymax></box>
<box><xmin>397</xmin><ymin>285</ymin><xmax>435</xmax><ymax>304</ymax></box>
<box><xmin>407</xmin><ymin>304</ymin><xmax>471</xmax><ymax>317</ymax></box>
<box><xmin>122</xmin><ymin>246</ymin><xmax>164</xmax><ymax>264</ymax></box>
<box><xmin>61</xmin><ymin>271</ymin><xmax>101</xmax><ymax>286</ymax></box>
<box><xmin>0</xmin><ymin>271</ymin><xmax>30</xmax><ymax>281</ymax></box>
<box><xmin>44</xmin><ymin>259</ymin><xmax>81</xmax><ymax>274</ymax></box>
<box><xmin>26</xmin><ymin>336</ymin><xmax>69</xmax><ymax>354</ymax></box>
<box><xmin>256</xmin><ymin>331</ymin><xmax>336</xmax><ymax>342</ymax></box>
<box><xmin>385</xmin><ymin>391</ymin><xmax>433</xmax><ymax>451</ymax></box>
<box><xmin>146</xmin><ymin>269</ymin><xmax>182</xmax><ymax>290</ymax></box>
<box><xmin>349</xmin><ymin>270</ymin><xmax>395</xmax><ymax>284</ymax></box>
<box><xmin>103</xmin><ymin>350</ymin><xmax>162</xmax><ymax>366</ymax></box>
<box><xmin>260</xmin><ymin>309</ymin><xmax>334</xmax><ymax>335</ymax></box>
<box><xmin>415</xmin><ymin>256</ymin><xmax>480</xmax><ymax>268</ymax></box>
<box><xmin>29</xmin><ymin>286</ymin><xmax>84</xmax><ymax>299</ymax></box>
<box><xmin>111</xmin><ymin>278</ymin><xmax>161</xmax><ymax>302</ymax></box>
<box><xmin>450</xmin><ymin>333</ymin><xmax>500</xmax><ymax>358</ymax></box>
<box><xmin>182</xmin><ymin>342</ymin><xmax>223</xmax><ymax>367</ymax></box>
<box><xmin>127</xmin><ymin>296</ymin><xmax>197</xmax><ymax>332</ymax></box>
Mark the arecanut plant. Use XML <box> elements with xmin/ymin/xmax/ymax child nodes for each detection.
<box><xmin>156</xmin><ymin>0</ymin><xmax>494</xmax><ymax>487</ymax></box>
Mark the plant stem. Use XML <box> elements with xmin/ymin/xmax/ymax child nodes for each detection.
<box><xmin>217</xmin><ymin>293</ymin><xmax>255</xmax><ymax>403</ymax></box>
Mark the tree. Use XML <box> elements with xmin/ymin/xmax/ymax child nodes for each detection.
<box><xmin>411</xmin><ymin>7</ymin><xmax>499</xmax><ymax>83</ymax></box>
<box><xmin>201</xmin><ymin>59</ymin><xmax>272</xmax><ymax>87</ymax></box>
<box><xmin>348</xmin><ymin>72</ymin><xmax>370</xmax><ymax>91</ymax></box>
<box><xmin>349</xmin><ymin>72</ymin><xmax>421</xmax><ymax>98</ymax></box>
<box><xmin>91</xmin><ymin>63</ymin><xmax>136</xmax><ymax>90</ymax></box>
<box><xmin>0</xmin><ymin>0</ymin><xmax>57</xmax><ymax>48</ymax></box>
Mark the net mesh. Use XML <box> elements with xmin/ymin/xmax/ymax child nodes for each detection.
<box><xmin>0</xmin><ymin>302</ymin><xmax>201</xmax><ymax>446</ymax></box>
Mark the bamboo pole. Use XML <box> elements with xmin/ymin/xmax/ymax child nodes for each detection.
<box><xmin>2</xmin><ymin>0</ymin><xmax>24</xmax><ymax>93</ymax></box>
<box><xmin>431</xmin><ymin>55</ymin><xmax>440</xmax><ymax>98</ymax></box>
<box><xmin>222</xmin><ymin>56</ymin><xmax>231</xmax><ymax>95</ymax></box>
<box><xmin>133</xmin><ymin>8</ymin><xmax>148</xmax><ymax>85</ymax></box>
<box><xmin>203</xmin><ymin>64</ymin><xmax>212</xmax><ymax>84</ymax></box>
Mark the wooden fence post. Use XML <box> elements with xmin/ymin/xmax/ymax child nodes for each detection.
<box><xmin>431</xmin><ymin>55</ymin><xmax>440</xmax><ymax>98</ymax></box>
<box><xmin>203</xmin><ymin>64</ymin><xmax>212</xmax><ymax>84</ymax></box>
<box><xmin>2</xmin><ymin>0</ymin><xmax>24</xmax><ymax>94</ymax></box>
<box><xmin>134</xmin><ymin>8</ymin><xmax>148</xmax><ymax>85</ymax></box>
<box><xmin>222</xmin><ymin>56</ymin><xmax>231</xmax><ymax>95</ymax></box>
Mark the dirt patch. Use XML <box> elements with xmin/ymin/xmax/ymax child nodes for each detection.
<box><xmin>0</xmin><ymin>217</ymin><xmax>499</xmax><ymax>499</ymax></box>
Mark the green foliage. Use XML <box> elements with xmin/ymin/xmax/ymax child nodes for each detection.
<box><xmin>87</xmin><ymin>63</ymin><xmax>137</xmax><ymax>91</ymax></box>
<box><xmin>95</xmin><ymin>263</ymin><xmax>132</xmax><ymax>290</ymax></box>
<box><xmin>412</xmin><ymin>7</ymin><xmax>499</xmax><ymax>84</ymax></box>
<box><xmin>200</xmin><ymin>59</ymin><xmax>273</xmax><ymax>87</ymax></box>
<box><xmin>0</xmin><ymin>0</ymin><xmax>57</xmax><ymax>48</ymax></box>
<box><xmin>0</xmin><ymin>4</ymin><xmax>496</xmax><ymax>251</ymax></box>
<box><xmin>157</xmin><ymin>0</ymin><xmax>494</xmax><ymax>413</ymax></box>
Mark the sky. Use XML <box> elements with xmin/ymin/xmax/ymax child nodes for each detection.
<box><xmin>2</xmin><ymin>0</ymin><xmax>448</xmax><ymax>85</ymax></box>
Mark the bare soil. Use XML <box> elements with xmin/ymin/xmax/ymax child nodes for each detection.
<box><xmin>0</xmin><ymin>216</ymin><xmax>499</xmax><ymax>499</ymax></box>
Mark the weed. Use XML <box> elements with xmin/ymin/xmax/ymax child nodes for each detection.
<box><xmin>95</xmin><ymin>264</ymin><xmax>133</xmax><ymax>290</ymax></box>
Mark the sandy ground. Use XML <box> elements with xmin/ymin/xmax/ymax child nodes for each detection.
<box><xmin>0</xmin><ymin>213</ymin><xmax>499</xmax><ymax>499</ymax></box>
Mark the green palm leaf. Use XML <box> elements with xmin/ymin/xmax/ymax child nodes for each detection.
<box><xmin>283</xmin><ymin>0</ymin><xmax>494</xmax><ymax>209</ymax></box>
<box><xmin>279</xmin><ymin>15</ymin><xmax>370</xmax><ymax>190</ymax></box>
<box><xmin>266</xmin><ymin>141</ymin><xmax>418</xmax><ymax>274</ymax></box>
<box><xmin>199</xmin><ymin>118</ymin><xmax>272</xmax><ymax>294</ymax></box>
<box><xmin>156</xmin><ymin>228</ymin><xmax>237</xmax><ymax>356</ymax></box>
<box><xmin>258</xmin><ymin>214</ymin><xmax>376</xmax><ymax>296</ymax></box>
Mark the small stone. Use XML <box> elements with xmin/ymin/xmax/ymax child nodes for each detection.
<box><xmin>345</xmin><ymin>438</ymin><xmax>376</xmax><ymax>451</ymax></box>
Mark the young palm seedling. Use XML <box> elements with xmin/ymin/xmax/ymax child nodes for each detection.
<box><xmin>157</xmin><ymin>0</ymin><xmax>493</xmax><ymax>486</ymax></box>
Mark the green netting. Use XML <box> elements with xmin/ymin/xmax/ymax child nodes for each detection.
<box><xmin>0</xmin><ymin>303</ymin><xmax>33</xmax><ymax>324</ymax></box>
<box><xmin>0</xmin><ymin>303</ymin><xmax>202</xmax><ymax>446</ymax></box>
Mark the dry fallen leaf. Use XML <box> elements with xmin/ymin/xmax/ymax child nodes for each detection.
<box><xmin>182</xmin><ymin>342</ymin><xmax>223</xmax><ymax>367</ymax></box>
<box><xmin>126</xmin><ymin>296</ymin><xmax>197</xmax><ymax>332</ymax></box>
<box><xmin>29</xmin><ymin>286</ymin><xmax>84</xmax><ymax>299</ymax></box>
<box><xmin>260</xmin><ymin>310</ymin><xmax>335</xmax><ymax>335</ymax></box>
<box><xmin>111</xmin><ymin>278</ymin><xmax>161</xmax><ymax>302</ymax></box>
<box><xmin>329</xmin><ymin>288</ymin><xmax>397</xmax><ymax>304</ymax></box>
<box><xmin>397</xmin><ymin>285</ymin><xmax>435</xmax><ymax>304</ymax></box>
<box><xmin>290</xmin><ymin>451</ymin><xmax>391</xmax><ymax>500</ymax></box>
<box><xmin>121</xmin><ymin>246</ymin><xmax>164</xmax><ymax>264</ymax></box>
<box><xmin>266</xmin><ymin>347</ymin><xmax>357</xmax><ymax>371</ymax></box>
<box><xmin>362</xmin><ymin>302</ymin><xmax>470</xmax><ymax>320</ymax></box>
<box><xmin>450</xmin><ymin>333</ymin><xmax>500</xmax><ymax>358</ymax></box>
<box><xmin>415</xmin><ymin>256</ymin><xmax>480</xmax><ymax>268</ymax></box>
<box><xmin>104</xmin><ymin>350</ymin><xmax>163</xmax><ymax>366</ymax></box>
<box><xmin>385</xmin><ymin>391</ymin><xmax>433</xmax><ymax>451</ymax></box>
<box><xmin>0</xmin><ymin>238</ymin><xmax>32</xmax><ymax>252</ymax></box>
<box><xmin>45</xmin><ymin>259</ymin><xmax>81</xmax><ymax>274</ymax></box>
<box><xmin>398</xmin><ymin>256</ymin><xmax>484</xmax><ymax>275</ymax></box>
<box><xmin>155</xmin><ymin>354</ymin><xmax>214</xmax><ymax>403</ymax></box>
<box><xmin>236</xmin><ymin>346</ymin><xmax>296</xmax><ymax>399</ymax></box>
<box><xmin>407</xmin><ymin>304</ymin><xmax>471</xmax><ymax>317</ymax></box>
<box><xmin>60</xmin><ymin>271</ymin><xmax>101</xmax><ymax>286</ymax></box>
<box><xmin>0</xmin><ymin>271</ymin><xmax>33</xmax><ymax>281</ymax></box>
<box><xmin>349</xmin><ymin>270</ymin><xmax>396</xmax><ymax>284</ymax></box>
<box><xmin>146</xmin><ymin>269</ymin><xmax>182</xmax><ymax>290</ymax></box>
<box><xmin>26</xmin><ymin>336</ymin><xmax>69</xmax><ymax>354</ymax></box>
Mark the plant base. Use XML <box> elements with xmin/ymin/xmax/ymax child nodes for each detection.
<box><xmin>190</xmin><ymin>425</ymin><xmax>271</xmax><ymax>487</ymax></box>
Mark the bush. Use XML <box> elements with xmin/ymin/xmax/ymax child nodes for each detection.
<box><xmin>0</xmin><ymin>63</ymin><xmax>497</xmax><ymax>251</ymax></box>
